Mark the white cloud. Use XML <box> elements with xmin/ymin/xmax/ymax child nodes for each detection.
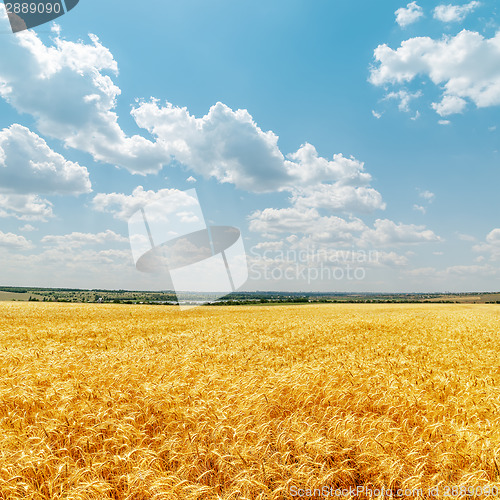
<box><xmin>41</xmin><ymin>230</ymin><xmax>128</xmax><ymax>248</ymax></box>
<box><xmin>404</xmin><ymin>266</ymin><xmax>439</xmax><ymax>277</ymax></box>
<box><xmin>431</xmin><ymin>95</ymin><xmax>467</xmax><ymax>116</ymax></box>
<box><xmin>404</xmin><ymin>264</ymin><xmax>500</xmax><ymax>280</ymax></box>
<box><xmin>281</xmin><ymin>143</ymin><xmax>386</xmax><ymax>213</ymax></box>
<box><xmin>0</xmin><ymin>230</ymin><xmax>33</xmax><ymax>250</ymax></box>
<box><xmin>248</xmin><ymin>207</ymin><xmax>366</xmax><ymax>243</ymax></box>
<box><xmin>253</xmin><ymin>241</ymin><xmax>284</xmax><ymax>251</ymax></box>
<box><xmin>19</xmin><ymin>224</ymin><xmax>37</xmax><ymax>232</ymax></box>
<box><xmin>0</xmin><ymin>124</ymin><xmax>91</xmax><ymax>195</ymax></box>
<box><xmin>249</xmin><ymin>208</ymin><xmax>441</xmax><ymax>248</ymax></box>
<box><xmin>0</xmin><ymin>11</ymin><xmax>166</xmax><ymax>174</ymax></box>
<box><xmin>285</xmin><ymin>143</ymin><xmax>372</xmax><ymax>187</ymax></box>
<box><xmin>457</xmin><ymin>232</ymin><xmax>476</xmax><ymax>241</ymax></box>
<box><xmin>92</xmin><ymin>186</ymin><xmax>200</xmax><ymax>221</ymax></box>
<box><xmin>132</xmin><ymin>100</ymin><xmax>290</xmax><ymax>191</ymax></box>
<box><xmin>291</xmin><ymin>184</ymin><xmax>386</xmax><ymax>213</ymax></box>
<box><xmin>186</xmin><ymin>176</ymin><xmax>197</xmax><ymax>183</ymax></box>
<box><xmin>473</xmin><ymin>228</ymin><xmax>500</xmax><ymax>260</ymax></box>
<box><xmin>395</xmin><ymin>2</ymin><xmax>424</xmax><ymax>27</ymax></box>
<box><xmin>0</xmin><ymin>124</ymin><xmax>90</xmax><ymax>220</ymax></box>
<box><xmin>370</xmin><ymin>30</ymin><xmax>500</xmax><ymax>117</ymax></box>
<box><xmin>438</xmin><ymin>119</ymin><xmax>451</xmax><ymax>125</ymax></box>
<box><xmin>485</xmin><ymin>229</ymin><xmax>500</xmax><ymax>244</ymax></box>
<box><xmin>412</xmin><ymin>190</ymin><xmax>434</xmax><ymax>214</ymax></box>
<box><xmin>0</xmin><ymin>244</ymin><xmax>151</xmax><ymax>290</ymax></box>
<box><xmin>130</xmin><ymin>100</ymin><xmax>386</xmax><ymax>199</ymax></box>
<box><xmin>0</xmin><ymin>194</ymin><xmax>53</xmax><ymax>221</ymax></box>
<box><xmin>445</xmin><ymin>264</ymin><xmax>498</xmax><ymax>276</ymax></box>
<box><xmin>433</xmin><ymin>1</ymin><xmax>481</xmax><ymax>23</ymax></box>
<box><xmin>377</xmin><ymin>251</ymin><xmax>410</xmax><ymax>266</ymax></box>
<box><xmin>372</xmin><ymin>110</ymin><xmax>383</xmax><ymax>119</ymax></box>
<box><xmin>419</xmin><ymin>190</ymin><xmax>435</xmax><ymax>201</ymax></box>
<box><xmin>385</xmin><ymin>90</ymin><xmax>422</xmax><ymax>112</ymax></box>
<box><xmin>361</xmin><ymin>219</ymin><xmax>442</xmax><ymax>246</ymax></box>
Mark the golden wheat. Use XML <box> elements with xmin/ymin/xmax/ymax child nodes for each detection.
<box><xmin>0</xmin><ymin>302</ymin><xmax>499</xmax><ymax>499</ymax></box>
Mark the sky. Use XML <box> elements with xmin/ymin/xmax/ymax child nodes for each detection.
<box><xmin>0</xmin><ymin>0</ymin><xmax>499</xmax><ymax>293</ymax></box>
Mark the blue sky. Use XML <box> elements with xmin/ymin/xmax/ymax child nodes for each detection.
<box><xmin>0</xmin><ymin>0</ymin><xmax>500</xmax><ymax>293</ymax></box>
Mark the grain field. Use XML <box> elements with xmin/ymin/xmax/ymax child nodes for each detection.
<box><xmin>0</xmin><ymin>303</ymin><xmax>499</xmax><ymax>499</ymax></box>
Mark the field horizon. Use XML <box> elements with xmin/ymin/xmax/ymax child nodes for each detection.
<box><xmin>2</xmin><ymin>287</ymin><xmax>500</xmax><ymax>305</ymax></box>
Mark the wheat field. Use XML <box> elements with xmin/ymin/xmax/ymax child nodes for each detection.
<box><xmin>0</xmin><ymin>302</ymin><xmax>499</xmax><ymax>499</ymax></box>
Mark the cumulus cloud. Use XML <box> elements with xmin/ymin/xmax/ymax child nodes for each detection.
<box><xmin>92</xmin><ymin>186</ymin><xmax>200</xmax><ymax>221</ymax></box>
<box><xmin>253</xmin><ymin>241</ymin><xmax>284</xmax><ymax>251</ymax></box>
<box><xmin>132</xmin><ymin>100</ymin><xmax>289</xmax><ymax>191</ymax></box>
<box><xmin>19</xmin><ymin>224</ymin><xmax>37</xmax><ymax>232</ymax></box>
<box><xmin>457</xmin><ymin>232</ymin><xmax>476</xmax><ymax>241</ymax></box>
<box><xmin>92</xmin><ymin>144</ymin><xmax>385</xmax><ymax>222</ymax></box>
<box><xmin>0</xmin><ymin>124</ymin><xmax>90</xmax><ymax>220</ymax></box>
<box><xmin>395</xmin><ymin>2</ymin><xmax>424</xmax><ymax>27</ymax></box>
<box><xmin>377</xmin><ymin>251</ymin><xmax>410</xmax><ymax>266</ymax></box>
<box><xmin>412</xmin><ymin>190</ymin><xmax>434</xmax><ymax>215</ymax></box>
<box><xmin>248</xmin><ymin>207</ymin><xmax>367</xmax><ymax>243</ymax></box>
<box><xmin>0</xmin><ymin>124</ymin><xmax>91</xmax><ymax>195</ymax></box>
<box><xmin>0</xmin><ymin>244</ymin><xmax>150</xmax><ymax>290</ymax></box>
<box><xmin>41</xmin><ymin>230</ymin><xmax>128</xmax><ymax>248</ymax></box>
<box><xmin>283</xmin><ymin>143</ymin><xmax>385</xmax><ymax>213</ymax></box>
<box><xmin>405</xmin><ymin>264</ymin><xmax>499</xmax><ymax>279</ymax></box>
<box><xmin>433</xmin><ymin>1</ymin><xmax>481</xmax><ymax>23</ymax></box>
<box><xmin>486</xmin><ymin>228</ymin><xmax>500</xmax><ymax>244</ymax></box>
<box><xmin>370</xmin><ymin>30</ymin><xmax>500</xmax><ymax>116</ymax></box>
<box><xmin>0</xmin><ymin>10</ymin><xmax>166</xmax><ymax>174</ymax></box>
<box><xmin>445</xmin><ymin>264</ymin><xmax>498</xmax><ymax>276</ymax></box>
<box><xmin>133</xmin><ymin>103</ymin><xmax>382</xmax><ymax>195</ymax></box>
<box><xmin>0</xmin><ymin>194</ymin><xmax>53</xmax><ymax>221</ymax></box>
<box><xmin>0</xmin><ymin>230</ymin><xmax>33</xmax><ymax>250</ymax></box>
<box><xmin>249</xmin><ymin>208</ymin><xmax>441</xmax><ymax>248</ymax></box>
<box><xmin>384</xmin><ymin>89</ymin><xmax>422</xmax><ymax>112</ymax></box>
<box><xmin>291</xmin><ymin>184</ymin><xmax>386</xmax><ymax>213</ymax></box>
<box><xmin>284</xmin><ymin>143</ymin><xmax>372</xmax><ymax>187</ymax></box>
<box><xmin>419</xmin><ymin>190</ymin><xmax>435</xmax><ymax>202</ymax></box>
<box><xmin>473</xmin><ymin>228</ymin><xmax>500</xmax><ymax>260</ymax></box>
<box><xmin>361</xmin><ymin>219</ymin><xmax>442</xmax><ymax>246</ymax></box>
<box><xmin>431</xmin><ymin>95</ymin><xmax>467</xmax><ymax>116</ymax></box>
